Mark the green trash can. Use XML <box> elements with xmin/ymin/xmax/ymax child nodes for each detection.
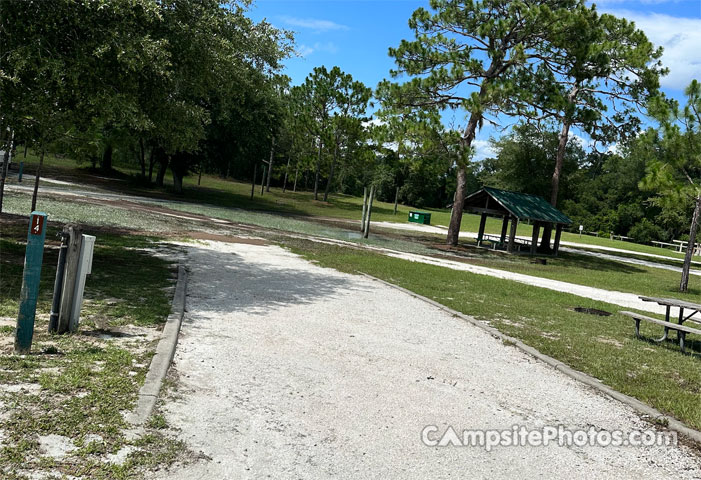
<box><xmin>408</xmin><ymin>211</ymin><xmax>431</xmax><ymax>225</ymax></box>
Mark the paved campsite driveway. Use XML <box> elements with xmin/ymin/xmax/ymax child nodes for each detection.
<box><xmin>152</xmin><ymin>240</ymin><xmax>701</xmax><ymax>479</ymax></box>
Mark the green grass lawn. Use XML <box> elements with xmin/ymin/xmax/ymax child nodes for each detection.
<box><xmin>285</xmin><ymin>237</ymin><xmax>701</xmax><ymax>431</ymax></box>
<box><xmin>423</xmin><ymin>240</ymin><xmax>701</xmax><ymax>303</ymax></box>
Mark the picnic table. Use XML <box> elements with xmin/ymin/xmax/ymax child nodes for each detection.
<box><xmin>672</xmin><ymin>239</ymin><xmax>701</xmax><ymax>255</ymax></box>
<box><xmin>621</xmin><ymin>296</ymin><xmax>701</xmax><ymax>352</ymax></box>
<box><xmin>651</xmin><ymin>241</ymin><xmax>676</xmax><ymax>250</ymax></box>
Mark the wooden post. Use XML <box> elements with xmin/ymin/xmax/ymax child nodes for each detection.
<box><xmin>507</xmin><ymin>218</ymin><xmax>518</xmax><ymax>253</ymax></box>
<box><xmin>363</xmin><ymin>186</ymin><xmax>375</xmax><ymax>239</ymax></box>
<box><xmin>250</xmin><ymin>164</ymin><xmax>257</xmax><ymax>200</ymax></box>
<box><xmin>14</xmin><ymin>212</ymin><xmax>48</xmax><ymax>353</ymax></box>
<box><xmin>360</xmin><ymin>187</ymin><xmax>368</xmax><ymax>232</ymax></box>
<box><xmin>57</xmin><ymin>225</ymin><xmax>82</xmax><ymax>334</ymax></box>
<box><xmin>393</xmin><ymin>186</ymin><xmax>399</xmax><ymax>215</ymax></box>
<box><xmin>477</xmin><ymin>213</ymin><xmax>487</xmax><ymax>246</ymax></box>
<box><xmin>530</xmin><ymin>222</ymin><xmax>540</xmax><ymax>255</ymax></box>
<box><xmin>500</xmin><ymin>216</ymin><xmax>509</xmax><ymax>244</ymax></box>
<box><xmin>553</xmin><ymin>224</ymin><xmax>563</xmax><ymax>256</ymax></box>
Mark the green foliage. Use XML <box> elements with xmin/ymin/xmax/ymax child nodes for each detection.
<box><xmin>0</xmin><ymin>0</ymin><xmax>293</xmax><ymax>189</ymax></box>
<box><xmin>642</xmin><ymin>82</ymin><xmax>701</xmax><ymax>204</ymax></box>
<box><xmin>629</xmin><ymin>218</ymin><xmax>664</xmax><ymax>244</ymax></box>
<box><xmin>478</xmin><ymin>123</ymin><xmax>585</xmax><ymax>199</ymax></box>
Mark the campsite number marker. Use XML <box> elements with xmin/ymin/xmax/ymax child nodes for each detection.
<box><xmin>14</xmin><ymin>212</ymin><xmax>48</xmax><ymax>353</ymax></box>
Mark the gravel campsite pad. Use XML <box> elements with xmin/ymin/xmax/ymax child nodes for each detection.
<box><xmin>152</xmin><ymin>239</ymin><xmax>701</xmax><ymax>479</ymax></box>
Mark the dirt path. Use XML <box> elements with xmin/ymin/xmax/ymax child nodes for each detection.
<box><xmin>151</xmin><ymin>240</ymin><xmax>700</xmax><ymax>479</ymax></box>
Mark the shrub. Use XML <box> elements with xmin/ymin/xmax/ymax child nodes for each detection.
<box><xmin>629</xmin><ymin>218</ymin><xmax>664</xmax><ymax>244</ymax></box>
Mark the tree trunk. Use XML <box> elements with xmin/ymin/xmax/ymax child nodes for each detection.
<box><xmin>323</xmin><ymin>139</ymin><xmax>339</xmax><ymax>202</ymax></box>
<box><xmin>226</xmin><ymin>159</ymin><xmax>232</xmax><ymax>179</ymax></box>
<box><xmin>540</xmin><ymin>120</ymin><xmax>571</xmax><ymax>252</ymax></box>
<box><xmin>266</xmin><ymin>138</ymin><xmax>275</xmax><ymax>192</ymax></box>
<box><xmin>156</xmin><ymin>155</ymin><xmax>168</xmax><ymax>187</ymax></box>
<box><xmin>447</xmin><ymin>111</ymin><xmax>481</xmax><ymax>246</ymax></box>
<box><xmin>394</xmin><ymin>186</ymin><xmax>399</xmax><ymax>215</ymax></box>
<box><xmin>314</xmin><ymin>137</ymin><xmax>322</xmax><ymax>200</ymax></box>
<box><xmin>31</xmin><ymin>149</ymin><xmax>44</xmax><ymax>212</ymax></box>
<box><xmin>198</xmin><ymin>162</ymin><xmax>203</xmax><ymax>186</ymax></box>
<box><xmin>360</xmin><ymin>186</ymin><xmax>368</xmax><ymax>232</ymax></box>
<box><xmin>148</xmin><ymin>148</ymin><xmax>155</xmax><ymax>183</ymax></box>
<box><xmin>139</xmin><ymin>138</ymin><xmax>146</xmax><ymax>177</ymax></box>
<box><xmin>101</xmin><ymin>144</ymin><xmax>113</xmax><ymax>172</ymax></box>
<box><xmin>250</xmin><ymin>164</ymin><xmax>257</xmax><ymax>200</ymax></box>
<box><xmin>293</xmin><ymin>165</ymin><xmax>299</xmax><ymax>192</ymax></box>
<box><xmin>282</xmin><ymin>157</ymin><xmax>291</xmax><ymax>193</ymax></box>
<box><xmin>172</xmin><ymin>170</ymin><xmax>183</xmax><ymax>194</ymax></box>
<box><xmin>0</xmin><ymin>130</ymin><xmax>13</xmax><ymax>214</ymax></box>
<box><xmin>260</xmin><ymin>165</ymin><xmax>266</xmax><ymax>195</ymax></box>
<box><xmin>680</xmin><ymin>193</ymin><xmax>701</xmax><ymax>292</ymax></box>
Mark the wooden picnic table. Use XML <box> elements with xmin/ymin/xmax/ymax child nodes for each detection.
<box><xmin>639</xmin><ymin>296</ymin><xmax>701</xmax><ymax>342</ymax></box>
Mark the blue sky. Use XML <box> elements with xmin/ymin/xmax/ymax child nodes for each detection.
<box><xmin>249</xmin><ymin>0</ymin><xmax>701</xmax><ymax>160</ymax></box>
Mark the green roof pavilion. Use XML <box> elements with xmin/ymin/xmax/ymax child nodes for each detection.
<box><xmin>463</xmin><ymin>187</ymin><xmax>573</xmax><ymax>255</ymax></box>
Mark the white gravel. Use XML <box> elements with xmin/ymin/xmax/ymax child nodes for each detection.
<box><xmin>372</xmin><ymin>220</ymin><xmax>701</xmax><ymax>267</ymax></box>
<box><xmin>561</xmin><ymin>247</ymin><xmax>701</xmax><ymax>276</ymax></box>
<box><xmin>151</xmin><ymin>240</ymin><xmax>701</xmax><ymax>479</ymax></box>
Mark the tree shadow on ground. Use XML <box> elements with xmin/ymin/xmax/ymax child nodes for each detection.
<box><xmin>183</xmin><ymin>244</ymin><xmax>364</xmax><ymax>319</ymax></box>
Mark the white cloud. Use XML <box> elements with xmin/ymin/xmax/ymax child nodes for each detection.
<box><xmin>472</xmin><ymin>139</ymin><xmax>497</xmax><ymax>161</ymax></box>
<box><xmin>297</xmin><ymin>42</ymin><xmax>339</xmax><ymax>57</ymax></box>
<box><xmin>602</xmin><ymin>9</ymin><xmax>701</xmax><ymax>90</ymax></box>
<box><xmin>279</xmin><ymin>15</ymin><xmax>349</xmax><ymax>33</ymax></box>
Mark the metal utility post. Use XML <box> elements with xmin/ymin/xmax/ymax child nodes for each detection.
<box><xmin>14</xmin><ymin>212</ymin><xmax>48</xmax><ymax>354</ymax></box>
<box><xmin>48</xmin><ymin>229</ymin><xmax>70</xmax><ymax>333</ymax></box>
<box><xmin>57</xmin><ymin>225</ymin><xmax>82</xmax><ymax>334</ymax></box>
<box><xmin>69</xmin><ymin>235</ymin><xmax>95</xmax><ymax>332</ymax></box>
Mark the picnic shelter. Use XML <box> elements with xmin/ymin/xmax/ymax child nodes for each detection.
<box><xmin>463</xmin><ymin>187</ymin><xmax>573</xmax><ymax>255</ymax></box>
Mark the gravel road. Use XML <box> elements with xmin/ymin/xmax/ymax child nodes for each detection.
<box><xmin>151</xmin><ymin>239</ymin><xmax>701</xmax><ymax>479</ymax></box>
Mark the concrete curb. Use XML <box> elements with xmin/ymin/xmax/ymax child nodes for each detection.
<box><xmin>360</xmin><ymin>273</ymin><xmax>701</xmax><ymax>446</ymax></box>
<box><xmin>126</xmin><ymin>264</ymin><xmax>188</xmax><ymax>426</ymax></box>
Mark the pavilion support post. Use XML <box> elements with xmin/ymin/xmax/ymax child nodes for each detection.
<box><xmin>507</xmin><ymin>218</ymin><xmax>518</xmax><ymax>254</ymax></box>
<box><xmin>500</xmin><ymin>216</ymin><xmax>509</xmax><ymax>244</ymax></box>
<box><xmin>477</xmin><ymin>213</ymin><xmax>487</xmax><ymax>246</ymax></box>
<box><xmin>553</xmin><ymin>224</ymin><xmax>563</xmax><ymax>257</ymax></box>
<box><xmin>530</xmin><ymin>222</ymin><xmax>540</xmax><ymax>255</ymax></box>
